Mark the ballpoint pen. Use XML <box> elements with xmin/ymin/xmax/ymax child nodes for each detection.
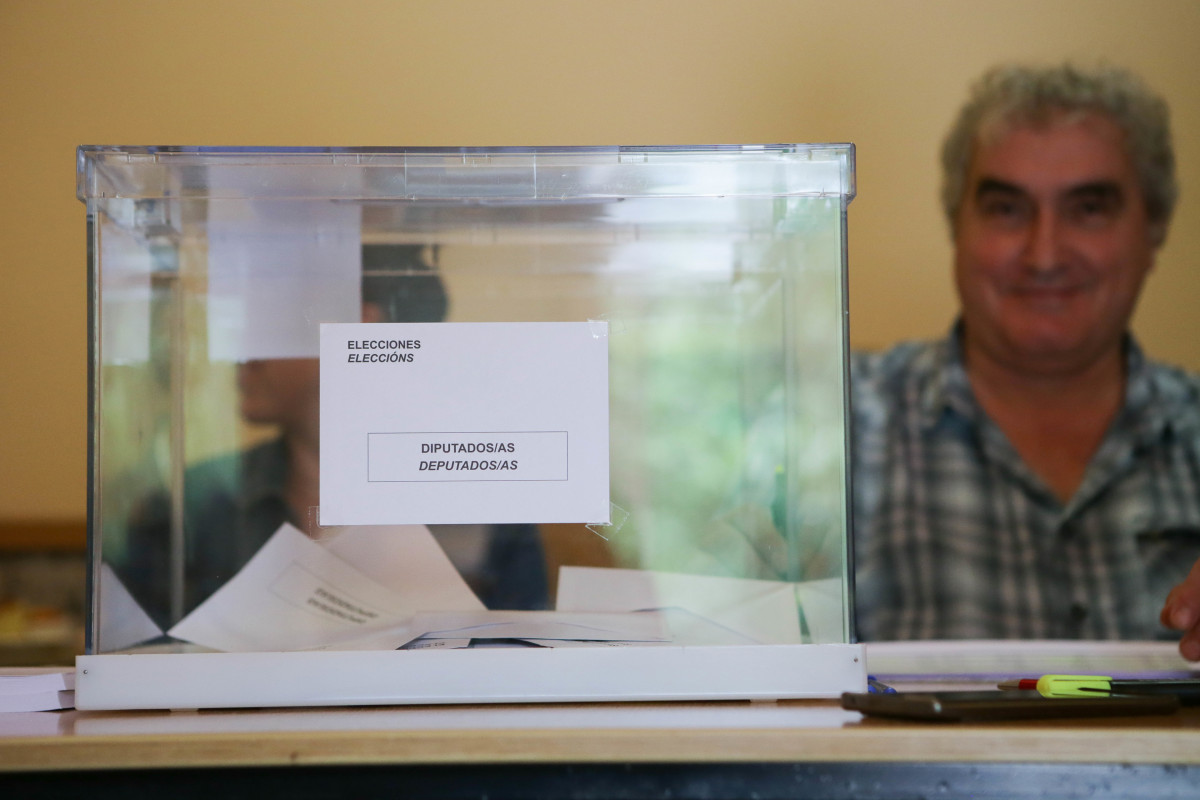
<box><xmin>1036</xmin><ymin>674</ymin><xmax>1200</xmax><ymax>705</ymax></box>
<box><xmin>867</xmin><ymin>677</ymin><xmax>897</xmax><ymax>694</ymax></box>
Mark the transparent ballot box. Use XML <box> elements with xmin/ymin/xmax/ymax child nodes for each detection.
<box><xmin>77</xmin><ymin>145</ymin><xmax>862</xmax><ymax>709</ymax></box>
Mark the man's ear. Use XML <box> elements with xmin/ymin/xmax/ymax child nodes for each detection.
<box><xmin>361</xmin><ymin>302</ymin><xmax>386</xmax><ymax>323</ymax></box>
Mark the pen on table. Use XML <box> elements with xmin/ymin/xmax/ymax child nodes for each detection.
<box><xmin>997</xmin><ymin>679</ymin><xmax>1038</xmax><ymax>690</ymax></box>
<box><xmin>867</xmin><ymin>677</ymin><xmax>896</xmax><ymax>694</ymax></box>
<box><xmin>1035</xmin><ymin>674</ymin><xmax>1200</xmax><ymax>705</ymax></box>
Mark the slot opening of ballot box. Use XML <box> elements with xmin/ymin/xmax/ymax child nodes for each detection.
<box><xmin>79</xmin><ymin>145</ymin><xmax>862</xmax><ymax>707</ymax></box>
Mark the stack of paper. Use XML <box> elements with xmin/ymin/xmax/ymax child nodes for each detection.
<box><xmin>397</xmin><ymin>610</ymin><xmax>670</xmax><ymax>650</ymax></box>
<box><xmin>0</xmin><ymin>670</ymin><xmax>74</xmax><ymax>713</ymax></box>
<box><xmin>103</xmin><ymin>524</ymin><xmax>831</xmax><ymax>654</ymax></box>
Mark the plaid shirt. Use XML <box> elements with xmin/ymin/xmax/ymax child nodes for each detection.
<box><xmin>851</xmin><ymin>327</ymin><xmax>1200</xmax><ymax>641</ymax></box>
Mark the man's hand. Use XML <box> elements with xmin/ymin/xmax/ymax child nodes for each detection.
<box><xmin>1161</xmin><ymin>558</ymin><xmax>1200</xmax><ymax>662</ymax></box>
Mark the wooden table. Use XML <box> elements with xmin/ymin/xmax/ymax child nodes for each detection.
<box><xmin>3</xmin><ymin>698</ymin><xmax>1199</xmax><ymax>798</ymax></box>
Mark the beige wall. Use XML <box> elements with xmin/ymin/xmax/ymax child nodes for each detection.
<box><xmin>2</xmin><ymin>0</ymin><xmax>1198</xmax><ymax>520</ymax></box>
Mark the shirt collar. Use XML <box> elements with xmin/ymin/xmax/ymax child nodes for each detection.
<box><xmin>1120</xmin><ymin>336</ymin><xmax>1193</xmax><ymax>446</ymax></box>
<box><xmin>918</xmin><ymin>322</ymin><xmax>1176</xmax><ymax>439</ymax></box>
<box><xmin>917</xmin><ymin>321</ymin><xmax>977</xmax><ymax>429</ymax></box>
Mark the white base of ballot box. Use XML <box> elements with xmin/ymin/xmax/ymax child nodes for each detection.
<box><xmin>75</xmin><ymin>643</ymin><xmax>865</xmax><ymax>710</ymax></box>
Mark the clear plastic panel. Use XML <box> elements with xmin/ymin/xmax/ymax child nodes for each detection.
<box><xmin>84</xmin><ymin>146</ymin><xmax>853</xmax><ymax>660</ymax></box>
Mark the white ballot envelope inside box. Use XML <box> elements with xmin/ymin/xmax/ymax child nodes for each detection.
<box><xmin>319</xmin><ymin>321</ymin><xmax>610</xmax><ymax>526</ymax></box>
<box><xmin>166</xmin><ymin>523</ymin><xmax>484</xmax><ymax>653</ymax></box>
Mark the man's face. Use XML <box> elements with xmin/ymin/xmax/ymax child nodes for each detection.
<box><xmin>953</xmin><ymin>112</ymin><xmax>1160</xmax><ymax>376</ymax></box>
<box><xmin>236</xmin><ymin>358</ymin><xmax>320</xmax><ymax>430</ymax></box>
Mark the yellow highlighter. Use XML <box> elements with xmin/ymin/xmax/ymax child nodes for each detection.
<box><xmin>1037</xmin><ymin>674</ymin><xmax>1200</xmax><ymax>704</ymax></box>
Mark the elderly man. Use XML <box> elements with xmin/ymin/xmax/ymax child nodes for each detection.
<box><xmin>852</xmin><ymin>63</ymin><xmax>1200</xmax><ymax>659</ymax></box>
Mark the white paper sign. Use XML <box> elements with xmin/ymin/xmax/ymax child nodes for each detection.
<box><xmin>319</xmin><ymin>321</ymin><xmax>610</xmax><ymax>526</ymax></box>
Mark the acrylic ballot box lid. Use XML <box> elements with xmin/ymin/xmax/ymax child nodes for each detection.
<box><xmin>78</xmin><ymin>145</ymin><xmax>862</xmax><ymax>710</ymax></box>
<box><xmin>78</xmin><ymin>144</ymin><xmax>854</xmax><ymax>199</ymax></box>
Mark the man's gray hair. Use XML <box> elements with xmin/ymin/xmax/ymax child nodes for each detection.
<box><xmin>941</xmin><ymin>63</ymin><xmax>1176</xmax><ymax>241</ymax></box>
